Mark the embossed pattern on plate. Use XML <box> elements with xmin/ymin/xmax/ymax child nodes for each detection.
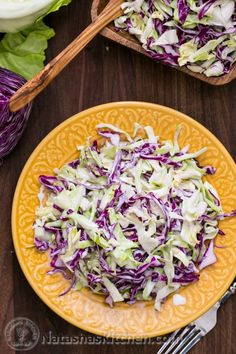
<box><xmin>12</xmin><ymin>102</ymin><xmax>236</xmax><ymax>338</ymax></box>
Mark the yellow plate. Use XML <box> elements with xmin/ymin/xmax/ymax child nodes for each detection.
<box><xmin>12</xmin><ymin>102</ymin><xmax>236</xmax><ymax>338</ymax></box>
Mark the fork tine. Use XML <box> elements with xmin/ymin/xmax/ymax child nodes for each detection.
<box><xmin>157</xmin><ymin>326</ymin><xmax>191</xmax><ymax>354</ymax></box>
<box><xmin>179</xmin><ymin>332</ymin><xmax>202</xmax><ymax>354</ymax></box>
<box><xmin>157</xmin><ymin>329</ymin><xmax>182</xmax><ymax>354</ymax></box>
<box><xmin>171</xmin><ymin>326</ymin><xmax>200</xmax><ymax>354</ymax></box>
<box><xmin>163</xmin><ymin>326</ymin><xmax>194</xmax><ymax>354</ymax></box>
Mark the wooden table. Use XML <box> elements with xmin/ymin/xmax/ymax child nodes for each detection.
<box><xmin>0</xmin><ymin>1</ymin><xmax>235</xmax><ymax>353</ymax></box>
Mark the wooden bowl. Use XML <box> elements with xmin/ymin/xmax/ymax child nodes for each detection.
<box><xmin>91</xmin><ymin>0</ymin><xmax>236</xmax><ymax>85</ymax></box>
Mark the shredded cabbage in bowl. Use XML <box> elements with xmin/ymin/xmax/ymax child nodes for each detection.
<box><xmin>114</xmin><ymin>0</ymin><xmax>236</xmax><ymax>77</ymax></box>
<box><xmin>34</xmin><ymin>123</ymin><xmax>236</xmax><ymax>310</ymax></box>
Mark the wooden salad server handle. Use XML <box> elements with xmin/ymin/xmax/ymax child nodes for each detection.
<box><xmin>9</xmin><ymin>0</ymin><xmax>123</xmax><ymax>112</ymax></box>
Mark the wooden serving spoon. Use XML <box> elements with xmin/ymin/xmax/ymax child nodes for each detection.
<box><xmin>9</xmin><ymin>0</ymin><xmax>123</xmax><ymax>113</ymax></box>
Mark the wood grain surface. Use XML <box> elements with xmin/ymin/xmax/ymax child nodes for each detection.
<box><xmin>9</xmin><ymin>0</ymin><xmax>123</xmax><ymax>112</ymax></box>
<box><xmin>0</xmin><ymin>1</ymin><xmax>235</xmax><ymax>353</ymax></box>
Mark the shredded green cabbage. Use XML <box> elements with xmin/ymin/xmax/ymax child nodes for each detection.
<box><xmin>34</xmin><ymin>122</ymin><xmax>235</xmax><ymax>310</ymax></box>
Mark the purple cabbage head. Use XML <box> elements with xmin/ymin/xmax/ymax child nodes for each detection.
<box><xmin>0</xmin><ymin>68</ymin><xmax>32</xmax><ymax>160</ymax></box>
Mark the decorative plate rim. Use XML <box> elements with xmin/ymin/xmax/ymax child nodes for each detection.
<box><xmin>12</xmin><ymin>101</ymin><xmax>236</xmax><ymax>338</ymax></box>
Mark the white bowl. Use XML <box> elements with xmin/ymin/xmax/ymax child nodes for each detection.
<box><xmin>0</xmin><ymin>0</ymin><xmax>56</xmax><ymax>33</ymax></box>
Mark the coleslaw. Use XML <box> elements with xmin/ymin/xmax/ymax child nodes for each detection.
<box><xmin>114</xmin><ymin>0</ymin><xmax>236</xmax><ymax>77</ymax></box>
<box><xmin>34</xmin><ymin>123</ymin><xmax>236</xmax><ymax>310</ymax></box>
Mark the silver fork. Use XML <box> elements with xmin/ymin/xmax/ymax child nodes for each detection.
<box><xmin>157</xmin><ymin>281</ymin><xmax>236</xmax><ymax>354</ymax></box>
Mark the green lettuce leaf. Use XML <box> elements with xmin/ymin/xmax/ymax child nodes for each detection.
<box><xmin>37</xmin><ymin>0</ymin><xmax>72</xmax><ymax>21</ymax></box>
<box><xmin>0</xmin><ymin>21</ymin><xmax>55</xmax><ymax>80</ymax></box>
<box><xmin>0</xmin><ymin>0</ymin><xmax>72</xmax><ymax>79</ymax></box>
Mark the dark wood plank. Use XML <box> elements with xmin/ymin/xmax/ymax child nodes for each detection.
<box><xmin>0</xmin><ymin>1</ymin><xmax>235</xmax><ymax>353</ymax></box>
